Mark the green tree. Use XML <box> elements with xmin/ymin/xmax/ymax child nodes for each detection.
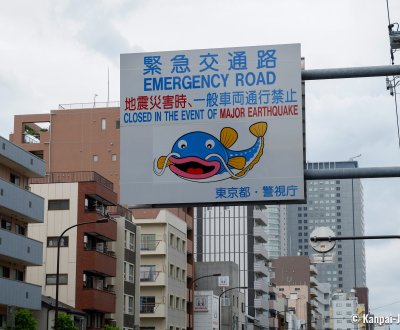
<box><xmin>54</xmin><ymin>313</ymin><xmax>78</xmax><ymax>330</ymax></box>
<box><xmin>15</xmin><ymin>309</ymin><xmax>37</xmax><ymax>330</ymax></box>
<box><xmin>104</xmin><ymin>325</ymin><xmax>121</xmax><ymax>330</ymax></box>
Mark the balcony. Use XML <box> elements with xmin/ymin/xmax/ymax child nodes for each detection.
<box><xmin>254</xmin><ymin>260</ymin><xmax>269</xmax><ymax>276</ymax></box>
<box><xmin>254</xmin><ymin>296</ymin><xmax>269</xmax><ymax>310</ymax></box>
<box><xmin>140</xmin><ymin>302</ymin><xmax>166</xmax><ymax>318</ymax></box>
<box><xmin>0</xmin><ymin>277</ymin><xmax>41</xmax><ymax>310</ymax></box>
<box><xmin>79</xmin><ymin>288</ymin><xmax>116</xmax><ymax>313</ymax></box>
<box><xmin>0</xmin><ymin>178</ymin><xmax>44</xmax><ymax>223</ymax></box>
<box><xmin>140</xmin><ymin>240</ymin><xmax>166</xmax><ymax>255</ymax></box>
<box><xmin>254</xmin><ymin>311</ymin><xmax>269</xmax><ymax>328</ymax></box>
<box><xmin>82</xmin><ymin>219</ymin><xmax>117</xmax><ymax>241</ymax></box>
<box><xmin>310</xmin><ymin>264</ymin><xmax>318</xmax><ymax>275</ymax></box>
<box><xmin>253</xmin><ymin>226</ymin><xmax>268</xmax><ymax>243</ymax></box>
<box><xmin>254</xmin><ymin>278</ymin><xmax>269</xmax><ymax>293</ymax></box>
<box><xmin>140</xmin><ymin>271</ymin><xmax>166</xmax><ymax>287</ymax></box>
<box><xmin>310</xmin><ymin>275</ymin><xmax>318</xmax><ymax>287</ymax></box>
<box><xmin>0</xmin><ymin>229</ymin><xmax>42</xmax><ymax>266</ymax></box>
<box><xmin>0</xmin><ymin>136</ymin><xmax>45</xmax><ymax>177</ymax></box>
<box><xmin>253</xmin><ymin>209</ymin><xmax>268</xmax><ymax>226</ymax></box>
<box><xmin>82</xmin><ymin>249</ymin><xmax>117</xmax><ymax>277</ymax></box>
<box><xmin>254</xmin><ymin>244</ymin><xmax>269</xmax><ymax>260</ymax></box>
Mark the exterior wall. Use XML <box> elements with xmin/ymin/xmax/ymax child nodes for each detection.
<box><xmin>28</xmin><ymin>182</ymin><xmax>80</xmax><ymax>307</ymax></box>
<box><xmin>112</xmin><ymin>208</ymin><xmax>140</xmax><ymax>330</ymax></box>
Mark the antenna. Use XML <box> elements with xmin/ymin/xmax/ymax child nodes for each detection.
<box><xmin>107</xmin><ymin>67</ymin><xmax>110</xmax><ymax>107</ymax></box>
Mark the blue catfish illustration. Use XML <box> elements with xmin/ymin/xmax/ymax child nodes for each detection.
<box><xmin>153</xmin><ymin>121</ymin><xmax>268</xmax><ymax>182</ymax></box>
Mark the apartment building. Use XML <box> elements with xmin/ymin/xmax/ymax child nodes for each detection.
<box><xmin>0</xmin><ymin>136</ymin><xmax>45</xmax><ymax>327</ymax></box>
<box><xmin>133</xmin><ymin>208</ymin><xmax>192</xmax><ymax>330</ymax></box>
<box><xmin>27</xmin><ymin>171</ymin><xmax>119</xmax><ymax>329</ymax></box>
<box><xmin>331</xmin><ymin>291</ymin><xmax>359</xmax><ymax>330</ymax></box>
<box><xmin>271</xmin><ymin>256</ymin><xmax>323</xmax><ymax>330</ymax></box>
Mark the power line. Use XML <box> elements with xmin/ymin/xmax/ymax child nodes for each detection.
<box><xmin>370</xmin><ymin>299</ymin><xmax>400</xmax><ymax>310</ymax></box>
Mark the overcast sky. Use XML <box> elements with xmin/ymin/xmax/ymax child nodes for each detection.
<box><xmin>2</xmin><ymin>0</ymin><xmax>400</xmax><ymax>326</ymax></box>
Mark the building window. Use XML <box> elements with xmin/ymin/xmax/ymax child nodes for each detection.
<box><xmin>112</xmin><ymin>154</ymin><xmax>117</xmax><ymax>161</ymax></box>
<box><xmin>140</xmin><ymin>296</ymin><xmax>156</xmax><ymax>313</ymax></box>
<box><xmin>48</xmin><ymin>199</ymin><xmax>70</xmax><ymax>211</ymax></box>
<box><xmin>125</xmin><ymin>295</ymin><xmax>134</xmax><ymax>315</ymax></box>
<box><xmin>15</xmin><ymin>224</ymin><xmax>26</xmax><ymax>236</ymax></box>
<box><xmin>10</xmin><ymin>173</ymin><xmax>20</xmax><ymax>186</ymax></box>
<box><xmin>170</xmin><ymin>295</ymin><xmax>174</xmax><ymax>307</ymax></box>
<box><xmin>1</xmin><ymin>219</ymin><xmax>12</xmax><ymax>231</ymax></box>
<box><xmin>47</xmin><ymin>236</ymin><xmax>69</xmax><ymax>247</ymax></box>
<box><xmin>116</xmin><ymin>120</ymin><xmax>120</xmax><ymax>129</ymax></box>
<box><xmin>15</xmin><ymin>270</ymin><xmax>24</xmax><ymax>281</ymax></box>
<box><xmin>93</xmin><ymin>155</ymin><xmax>99</xmax><ymax>162</ymax></box>
<box><xmin>0</xmin><ymin>266</ymin><xmax>10</xmax><ymax>278</ymax></box>
<box><xmin>101</xmin><ymin>118</ymin><xmax>107</xmax><ymax>130</ymax></box>
<box><xmin>125</xmin><ymin>230</ymin><xmax>135</xmax><ymax>251</ymax></box>
<box><xmin>46</xmin><ymin>274</ymin><xmax>68</xmax><ymax>285</ymax></box>
<box><xmin>141</xmin><ymin>234</ymin><xmax>156</xmax><ymax>250</ymax></box>
<box><xmin>124</xmin><ymin>262</ymin><xmax>135</xmax><ymax>283</ymax></box>
<box><xmin>140</xmin><ymin>265</ymin><xmax>156</xmax><ymax>282</ymax></box>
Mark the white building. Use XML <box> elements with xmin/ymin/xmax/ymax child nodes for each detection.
<box><xmin>331</xmin><ymin>291</ymin><xmax>358</xmax><ymax>330</ymax></box>
<box><xmin>193</xmin><ymin>291</ymin><xmax>219</xmax><ymax>330</ymax></box>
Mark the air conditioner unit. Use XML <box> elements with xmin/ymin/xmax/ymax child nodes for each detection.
<box><xmin>106</xmin><ymin>277</ymin><xmax>116</xmax><ymax>286</ymax></box>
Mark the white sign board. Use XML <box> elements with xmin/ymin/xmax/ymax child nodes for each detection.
<box><xmin>120</xmin><ymin>44</ymin><xmax>304</xmax><ymax>207</ymax></box>
<box><xmin>218</xmin><ymin>276</ymin><xmax>230</xmax><ymax>287</ymax></box>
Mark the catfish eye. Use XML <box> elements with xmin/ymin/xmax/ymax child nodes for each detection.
<box><xmin>205</xmin><ymin>139</ymin><xmax>215</xmax><ymax>149</ymax></box>
<box><xmin>178</xmin><ymin>139</ymin><xmax>187</xmax><ymax>149</ymax></box>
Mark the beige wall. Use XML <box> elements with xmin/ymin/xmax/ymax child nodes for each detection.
<box><xmin>27</xmin><ymin>182</ymin><xmax>79</xmax><ymax>308</ymax></box>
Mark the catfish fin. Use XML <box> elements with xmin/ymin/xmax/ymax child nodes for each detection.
<box><xmin>249</xmin><ymin>122</ymin><xmax>268</xmax><ymax>137</ymax></box>
<box><xmin>220</xmin><ymin>127</ymin><xmax>238</xmax><ymax>148</ymax></box>
<box><xmin>228</xmin><ymin>156</ymin><xmax>246</xmax><ymax>170</ymax></box>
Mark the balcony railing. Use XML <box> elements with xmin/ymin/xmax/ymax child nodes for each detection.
<box><xmin>0</xmin><ymin>178</ymin><xmax>44</xmax><ymax>223</ymax></box>
<box><xmin>140</xmin><ymin>271</ymin><xmax>160</xmax><ymax>282</ymax></box>
<box><xmin>140</xmin><ymin>240</ymin><xmax>161</xmax><ymax>251</ymax></box>
<box><xmin>29</xmin><ymin>171</ymin><xmax>113</xmax><ymax>191</ymax></box>
<box><xmin>58</xmin><ymin>101</ymin><xmax>120</xmax><ymax>110</ymax></box>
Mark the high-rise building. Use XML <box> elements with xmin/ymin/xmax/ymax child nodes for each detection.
<box><xmin>286</xmin><ymin>161</ymin><xmax>366</xmax><ymax>292</ymax></box>
<box><xmin>265</xmin><ymin>205</ymin><xmax>287</xmax><ymax>258</ymax></box>
<box><xmin>0</xmin><ymin>136</ymin><xmax>45</xmax><ymax>327</ymax></box>
<box><xmin>195</xmin><ymin>205</ymin><xmax>270</xmax><ymax>328</ymax></box>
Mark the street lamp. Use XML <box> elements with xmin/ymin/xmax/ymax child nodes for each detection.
<box><xmin>219</xmin><ymin>286</ymin><xmax>247</xmax><ymax>330</ymax></box>
<box><xmin>189</xmin><ymin>273</ymin><xmax>221</xmax><ymax>330</ymax></box>
<box><xmin>54</xmin><ymin>215</ymin><xmax>110</xmax><ymax>329</ymax></box>
<box><xmin>276</xmin><ymin>310</ymin><xmax>287</xmax><ymax>330</ymax></box>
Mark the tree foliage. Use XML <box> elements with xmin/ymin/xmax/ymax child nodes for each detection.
<box><xmin>104</xmin><ymin>325</ymin><xmax>121</xmax><ymax>330</ymax></box>
<box><xmin>54</xmin><ymin>313</ymin><xmax>78</xmax><ymax>330</ymax></box>
<box><xmin>15</xmin><ymin>309</ymin><xmax>38</xmax><ymax>330</ymax></box>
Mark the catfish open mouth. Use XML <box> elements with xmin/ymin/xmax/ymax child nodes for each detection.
<box><xmin>169</xmin><ymin>156</ymin><xmax>221</xmax><ymax>179</ymax></box>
